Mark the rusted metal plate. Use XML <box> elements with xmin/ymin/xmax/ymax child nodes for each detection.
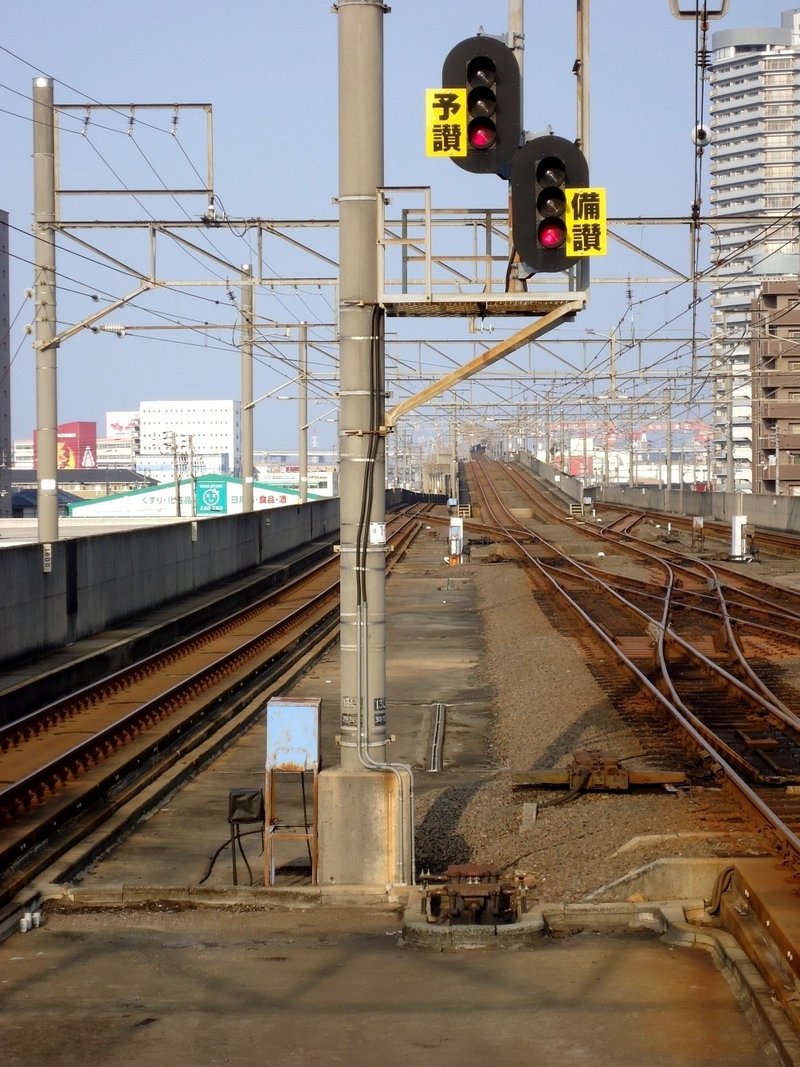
<box><xmin>445</xmin><ymin>863</ymin><xmax>500</xmax><ymax>882</ymax></box>
<box><xmin>382</xmin><ymin>294</ymin><xmax>584</xmax><ymax>318</ymax></box>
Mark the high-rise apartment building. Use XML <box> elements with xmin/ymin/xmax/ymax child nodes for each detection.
<box><xmin>709</xmin><ymin>8</ymin><xmax>800</xmax><ymax>491</ymax></box>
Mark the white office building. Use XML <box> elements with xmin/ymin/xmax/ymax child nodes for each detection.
<box><xmin>709</xmin><ymin>8</ymin><xmax>800</xmax><ymax>490</ymax></box>
<box><xmin>137</xmin><ymin>399</ymin><xmax>242</xmax><ymax>478</ymax></box>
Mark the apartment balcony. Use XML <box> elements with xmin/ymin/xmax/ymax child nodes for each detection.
<box><xmin>755</xmin><ymin>337</ymin><xmax>800</xmax><ymax>358</ymax></box>
<box><xmin>759</xmin><ymin>375</ymin><xmax>800</xmax><ymax>391</ymax></box>
<box><xmin>759</xmin><ymin>462</ymin><xmax>800</xmax><ymax>487</ymax></box>
<box><xmin>760</xmin><ymin>401</ymin><xmax>800</xmax><ymax>419</ymax></box>
<box><xmin>757</xmin><ymin>431</ymin><xmax>800</xmax><ymax>450</ymax></box>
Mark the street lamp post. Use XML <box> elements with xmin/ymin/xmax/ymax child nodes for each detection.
<box><xmin>450</xmin><ymin>401</ymin><xmax>458</xmax><ymax>503</ymax></box>
<box><xmin>33</xmin><ymin>77</ymin><xmax>59</xmax><ymax>546</ymax></box>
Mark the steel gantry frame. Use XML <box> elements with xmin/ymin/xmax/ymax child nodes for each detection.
<box><xmin>28</xmin><ymin>2</ymin><xmax>721</xmax><ymax>892</ymax></box>
<box><xmin>31</xmin><ymin>79</ymin><xmax>712</xmax><ymax>549</ymax></box>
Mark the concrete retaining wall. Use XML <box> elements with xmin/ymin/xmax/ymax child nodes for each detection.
<box><xmin>0</xmin><ymin>499</ymin><xmax>340</xmax><ymax>668</ymax></box>
<box><xmin>511</xmin><ymin>448</ymin><xmax>800</xmax><ymax>535</ymax></box>
<box><xmin>592</xmin><ymin>484</ymin><xmax>800</xmax><ymax>535</ymax></box>
<box><xmin>516</xmin><ymin>452</ymin><xmax>585</xmax><ymax>506</ymax></box>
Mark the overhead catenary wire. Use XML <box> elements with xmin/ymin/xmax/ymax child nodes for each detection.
<box><xmin>0</xmin><ymin>41</ymin><xmax>337</xmax><ymax>361</ymax></box>
<box><xmin>0</xmin><ymin>104</ymin><xmax>746</xmax><ymax>426</ymax></box>
<box><xmin>6</xmin><ymin>23</ymin><xmax>797</xmax><ymax>453</ymax></box>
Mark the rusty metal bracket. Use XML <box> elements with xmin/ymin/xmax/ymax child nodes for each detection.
<box><xmin>512</xmin><ymin>749</ymin><xmax>686</xmax><ymax>793</ymax></box>
<box><xmin>419</xmin><ymin>864</ymin><xmax>526</xmax><ymax>926</ymax></box>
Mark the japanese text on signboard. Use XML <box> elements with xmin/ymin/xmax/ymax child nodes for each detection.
<box><xmin>565</xmin><ymin>188</ymin><xmax>608</xmax><ymax>256</ymax></box>
<box><xmin>426</xmin><ymin>88</ymin><xmax>467</xmax><ymax>157</ymax></box>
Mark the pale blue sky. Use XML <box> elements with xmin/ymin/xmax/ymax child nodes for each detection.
<box><xmin>1</xmin><ymin>1</ymin><xmax>793</xmax><ymax>450</ymax></box>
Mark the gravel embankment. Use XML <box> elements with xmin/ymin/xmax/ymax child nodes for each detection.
<box><xmin>414</xmin><ymin>559</ymin><xmax>761</xmax><ymax>903</ymax></box>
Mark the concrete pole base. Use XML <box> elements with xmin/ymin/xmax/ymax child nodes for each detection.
<box><xmin>317</xmin><ymin>766</ymin><xmax>407</xmax><ymax>887</ymax></box>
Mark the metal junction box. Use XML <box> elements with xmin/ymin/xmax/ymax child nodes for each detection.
<box><xmin>265</xmin><ymin>697</ymin><xmax>322</xmax><ymax>772</ymax></box>
<box><xmin>264</xmin><ymin>696</ymin><xmax>322</xmax><ymax>886</ymax></box>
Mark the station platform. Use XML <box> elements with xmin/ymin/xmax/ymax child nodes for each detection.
<box><xmin>2</xmin><ymin>524</ymin><xmax>800</xmax><ymax>1065</ymax></box>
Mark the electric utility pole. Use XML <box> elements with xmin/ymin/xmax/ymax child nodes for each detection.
<box><xmin>33</xmin><ymin>77</ymin><xmax>58</xmax><ymax>547</ymax></box>
<box><xmin>299</xmin><ymin>322</ymin><xmax>308</xmax><ymax>505</ymax></box>
<box><xmin>241</xmin><ymin>265</ymin><xmax>254</xmax><ymax>512</ymax></box>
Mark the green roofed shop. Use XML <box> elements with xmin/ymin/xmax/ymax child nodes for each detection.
<box><xmin>67</xmin><ymin>474</ymin><xmax>331</xmax><ymax>519</ymax></box>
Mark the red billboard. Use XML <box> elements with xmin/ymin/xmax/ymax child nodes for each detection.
<box><xmin>569</xmin><ymin>455</ymin><xmax>594</xmax><ymax>477</ymax></box>
<box><xmin>34</xmin><ymin>421</ymin><xmax>98</xmax><ymax>469</ymax></box>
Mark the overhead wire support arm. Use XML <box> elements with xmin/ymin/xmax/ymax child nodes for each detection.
<box><xmin>385</xmin><ymin>299</ymin><xmax>583</xmax><ymax>428</ymax></box>
<box><xmin>46</xmin><ymin>283</ymin><xmax>154</xmax><ymax>348</ymax></box>
<box><xmin>159</xmin><ymin>225</ymin><xmax>252</xmax><ymax>275</ymax></box>
<box><xmin>54</xmin><ymin>100</ymin><xmax>215</xmax><ymax>205</ymax></box>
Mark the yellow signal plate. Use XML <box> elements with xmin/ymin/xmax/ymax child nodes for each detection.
<box><xmin>565</xmin><ymin>187</ymin><xmax>607</xmax><ymax>256</ymax></box>
<box><xmin>426</xmin><ymin>88</ymin><xmax>467</xmax><ymax>157</ymax></box>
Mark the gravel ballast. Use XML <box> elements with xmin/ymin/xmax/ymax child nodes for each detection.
<box><xmin>413</xmin><ymin>557</ymin><xmax>766</xmax><ymax>902</ymax></box>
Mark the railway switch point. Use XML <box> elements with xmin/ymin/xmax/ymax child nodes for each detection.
<box><xmin>512</xmin><ymin>749</ymin><xmax>687</xmax><ymax>793</ymax></box>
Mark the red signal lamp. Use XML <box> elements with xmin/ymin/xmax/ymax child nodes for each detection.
<box><xmin>468</xmin><ymin>119</ymin><xmax>496</xmax><ymax>149</ymax></box>
<box><xmin>537</xmin><ymin>219</ymin><xmax>567</xmax><ymax>249</ymax></box>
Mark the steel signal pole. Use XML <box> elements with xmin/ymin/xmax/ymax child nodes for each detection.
<box><xmin>299</xmin><ymin>322</ymin><xmax>308</xmax><ymax>505</ymax></box>
<box><xmin>240</xmin><ymin>264</ymin><xmax>254</xmax><ymax>512</ymax></box>
<box><xmin>33</xmin><ymin>77</ymin><xmax>59</xmax><ymax>546</ymax></box>
<box><xmin>318</xmin><ymin>0</ymin><xmax>411</xmax><ymax>887</ymax></box>
<box><xmin>337</xmin><ymin>0</ymin><xmax>387</xmax><ymax>772</ymax></box>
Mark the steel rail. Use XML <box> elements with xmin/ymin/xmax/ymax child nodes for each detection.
<box><xmin>0</xmin><ymin>507</ymin><xmax>430</xmax><ymax>883</ymax></box>
<box><xmin>497</xmin><ymin>461</ymin><xmax>800</xmax><ymax>733</ymax></box>
<box><xmin>428</xmin><ymin>702</ymin><xmax>446</xmax><ymax>773</ymax></box>
<box><xmin>500</xmin><ymin>461</ymin><xmax>800</xmax><ymax>725</ymax></box>
<box><xmin>0</xmin><ymin>555</ymin><xmax>339</xmax><ymax>751</ymax></box>
<box><xmin>468</xmin><ymin>458</ymin><xmax>800</xmax><ymax>864</ymax></box>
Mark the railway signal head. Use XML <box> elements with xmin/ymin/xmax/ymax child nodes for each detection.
<box><xmin>441</xmin><ymin>35</ymin><xmax>521</xmax><ymax>174</ymax></box>
<box><xmin>511</xmin><ymin>134</ymin><xmax>589</xmax><ymax>273</ymax></box>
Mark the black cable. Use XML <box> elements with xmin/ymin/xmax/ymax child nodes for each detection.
<box><xmin>354</xmin><ymin>303</ymin><xmax>384</xmax><ymax>608</ymax></box>
<box><xmin>299</xmin><ymin>772</ymin><xmax>313</xmax><ymax>870</ymax></box>
<box><xmin>535</xmin><ymin>768</ymin><xmax>592</xmax><ymax>810</ymax></box>
<box><xmin>707</xmin><ymin>865</ymin><xmax>735</xmax><ymax>915</ymax></box>
<box><xmin>235</xmin><ymin>825</ymin><xmax>254</xmax><ymax>885</ymax></box>
<box><xmin>197</xmin><ymin>827</ymin><xmax>263</xmax><ymax>885</ymax></box>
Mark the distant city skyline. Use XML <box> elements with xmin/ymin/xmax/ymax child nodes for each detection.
<box><xmin>2</xmin><ymin>1</ymin><xmax>793</xmax><ymax>467</ymax></box>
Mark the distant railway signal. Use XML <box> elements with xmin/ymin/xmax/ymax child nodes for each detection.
<box><xmin>511</xmin><ymin>134</ymin><xmax>605</xmax><ymax>273</ymax></box>
<box><xmin>435</xmin><ymin>35</ymin><xmax>521</xmax><ymax>173</ymax></box>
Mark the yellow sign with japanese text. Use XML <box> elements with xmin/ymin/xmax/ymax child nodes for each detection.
<box><xmin>565</xmin><ymin>188</ymin><xmax>607</xmax><ymax>256</ymax></box>
<box><xmin>426</xmin><ymin>88</ymin><xmax>467</xmax><ymax>157</ymax></box>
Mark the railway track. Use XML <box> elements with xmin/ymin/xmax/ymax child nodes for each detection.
<box><xmin>467</xmin><ymin>457</ymin><xmax>800</xmax><ymax>869</ymax></box>
<box><xmin>0</xmin><ymin>505</ymin><xmax>429</xmax><ymax>909</ymax></box>
<box><xmin>594</xmin><ymin>498</ymin><xmax>800</xmax><ymax>559</ymax></box>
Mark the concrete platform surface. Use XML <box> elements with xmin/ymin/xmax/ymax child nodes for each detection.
<box><xmin>0</xmin><ymin>904</ymin><xmax>784</xmax><ymax>1067</ymax></box>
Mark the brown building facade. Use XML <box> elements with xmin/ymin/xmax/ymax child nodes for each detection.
<box><xmin>751</xmin><ymin>279</ymin><xmax>800</xmax><ymax>496</ymax></box>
